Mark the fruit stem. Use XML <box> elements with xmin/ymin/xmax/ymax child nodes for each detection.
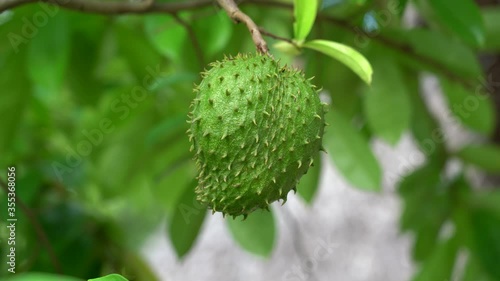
<box><xmin>216</xmin><ymin>0</ymin><xmax>270</xmax><ymax>55</ymax></box>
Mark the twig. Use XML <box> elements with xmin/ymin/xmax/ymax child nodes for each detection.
<box><xmin>171</xmin><ymin>13</ymin><xmax>205</xmax><ymax>69</ymax></box>
<box><xmin>245</xmin><ymin>0</ymin><xmax>478</xmax><ymax>91</ymax></box>
<box><xmin>216</xmin><ymin>0</ymin><xmax>269</xmax><ymax>54</ymax></box>
<box><xmin>0</xmin><ymin>178</ymin><xmax>62</xmax><ymax>273</ymax></box>
<box><xmin>259</xmin><ymin>27</ymin><xmax>300</xmax><ymax>50</ymax></box>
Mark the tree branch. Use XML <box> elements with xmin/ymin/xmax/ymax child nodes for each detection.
<box><xmin>216</xmin><ymin>0</ymin><xmax>269</xmax><ymax>54</ymax></box>
<box><xmin>0</xmin><ymin>0</ymin><xmax>481</xmax><ymax>90</ymax></box>
<box><xmin>0</xmin><ymin>178</ymin><xmax>62</xmax><ymax>273</ymax></box>
<box><xmin>0</xmin><ymin>0</ymin><xmax>214</xmax><ymax>14</ymax></box>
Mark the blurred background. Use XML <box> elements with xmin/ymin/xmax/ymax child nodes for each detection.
<box><xmin>1</xmin><ymin>0</ymin><xmax>500</xmax><ymax>281</ymax></box>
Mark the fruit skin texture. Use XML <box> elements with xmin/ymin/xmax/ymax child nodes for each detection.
<box><xmin>188</xmin><ymin>53</ymin><xmax>325</xmax><ymax>217</ymax></box>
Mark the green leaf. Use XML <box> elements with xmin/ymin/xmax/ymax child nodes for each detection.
<box><xmin>462</xmin><ymin>256</ymin><xmax>493</xmax><ymax>281</ymax></box>
<box><xmin>297</xmin><ymin>153</ymin><xmax>321</xmax><ymax>204</ymax></box>
<box><xmin>193</xmin><ymin>11</ymin><xmax>233</xmax><ymax>57</ymax></box>
<box><xmin>412</xmin><ymin>235</ymin><xmax>458</xmax><ymax>281</ymax></box>
<box><xmin>323</xmin><ymin>111</ymin><xmax>382</xmax><ymax>191</ymax></box>
<box><xmin>364</xmin><ymin>56</ymin><xmax>411</xmax><ymax>145</ymax></box>
<box><xmin>383</xmin><ymin>28</ymin><xmax>482</xmax><ymax>79</ymax></box>
<box><xmin>456</xmin><ymin>144</ymin><xmax>500</xmax><ymax>173</ymax></box>
<box><xmin>0</xmin><ymin>48</ymin><xmax>31</xmax><ymax>166</ymax></box>
<box><xmin>145</xmin><ymin>14</ymin><xmax>186</xmax><ymax>63</ymax></box>
<box><xmin>483</xmin><ymin>7</ymin><xmax>500</xmax><ymax>51</ymax></box>
<box><xmin>422</xmin><ymin>0</ymin><xmax>485</xmax><ymax>47</ymax></box>
<box><xmin>88</xmin><ymin>274</ymin><xmax>129</xmax><ymax>281</ymax></box>
<box><xmin>440</xmin><ymin>79</ymin><xmax>495</xmax><ymax>136</ymax></box>
<box><xmin>453</xmin><ymin>179</ymin><xmax>500</xmax><ymax>280</ymax></box>
<box><xmin>293</xmin><ymin>0</ymin><xmax>318</xmax><ymax>41</ymax></box>
<box><xmin>227</xmin><ymin>209</ymin><xmax>275</xmax><ymax>257</ymax></box>
<box><xmin>468</xmin><ymin>208</ymin><xmax>500</xmax><ymax>280</ymax></box>
<box><xmin>5</xmin><ymin>273</ymin><xmax>83</xmax><ymax>281</ymax></box>
<box><xmin>115</xmin><ymin>22</ymin><xmax>163</xmax><ymax>80</ymax></box>
<box><xmin>404</xmin><ymin>71</ymin><xmax>447</xmax><ymax>161</ymax></box>
<box><xmin>303</xmin><ymin>40</ymin><xmax>373</xmax><ymax>84</ymax></box>
<box><xmin>27</xmin><ymin>12</ymin><xmax>70</xmax><ymax>95</ymax></box>
<box><xmin>168</xmin><ymin>180</ymin><xmax>207</xmax><ymax>259</ymax></box>
<box><xmin>397</xmin><ymin>161</ymin><xmax>450</xmax><ymax>262</ymax></box>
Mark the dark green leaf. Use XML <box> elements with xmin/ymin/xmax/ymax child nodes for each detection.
<box><xmin>323</xmin><ymin>111</ymin><xmax>382</xmax><ymax>191</ymax></box>
<box><xmin>383</xmin><ymin>28</ymin><xmax>482</xmax><ymax>79</ymax></box>
<box><xmin>457</xmin><ymin>144</ymin><xmax>500</xmax><ymax>173</ymax></box>
<box><xmin>0</xmin><ymin>49</ymin><xmax>31</xmax><ymax>165</ymax></box>
<box><xmin>412</xmin><ymin>235</ymin><xmax>458</xmax><ymax>281</ymax></box>
<box><xmin>462</xmin><ymin>255</ymin><xmax>493</xmax><ymax>281</ymax></box>
<box><xmin>404</xmin><ymin>71</ymin><xmax>447</xmax><ymax>161</ymax></box>
<box><xmin>440</xmin><ymin>79</ymin><xmax>495</xmax><ymax>136</ymax></box>
<box><xmin>115</xmin><ymin>22</ymin><xmax>164</xmax><ymax>80</ymax></box>
<box><xmin>297</xmin><ymin>153</ymin><xmax>321</xmax><ymax>204</ymax></box>
<box><xmin>468</xmin><ymin>208</ymin><xmax>500</xmax><ymax>280</ymax></box>
<box><xmin>419</xmin><ymin>0</ymin><xmax>485</xmax><ymax>47</ymax></box>
<box><xmin>398</xmin><ymin>161</ymin><xmax>449</xmax><ymax>255</ymax></box>
<box><xmin>168</xmin><ymin>180</ymin><xmax>206</xmax><ymax>259</ymax></box>
<box><xmin>227</xmin><ymin>209</ymin><xmax>275</xmax><ymax>257</ymax></box>
<box><xmin>364</xmin><ymin>56</ymin><xmax>411</xmax><ymax>145</ymax></box>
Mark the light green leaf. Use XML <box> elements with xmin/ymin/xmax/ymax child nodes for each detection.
<box><xmin>297</xmin><ymin>153</ymin><xmax>321</xmax><ymax>204</ymax></box>
<box><xmin>88</xmin><ymin>274</ymin><xmax>129</xmax><ymax>281</ymax></box>
<box><xmin>364</xmin><ymin>56</ymin><xmax>411</xmax><ymax>145</ymax></box>
<box><xmin>303</xmin><ymin>40</ymin><xmax>373</xmax><ymax>84</ymax></box>
<box><xmin>412</xmin><ymin>235</ymin><xmax>458</xmax><ymax>281</ymax></box>
<box><xmin>6</xmin><ymin>273</ymin><xmax>82</xmax><ymax>281</ymax></box>
<box><xmin>274</xmin><ymin>41</ymin><xmax>302</xmax><ymax>56</ymax></box>
<box><xmin>294</xmin><ymin>0</ymin><xmax>318</xmax><ymax>41</ymax></box>
<box><xmin>422</xmin><ymin>0</ymin><xmax>485</xmax><ymax>47</ymax></box>
<box><xmin>440</xmin><ymin>79</ymin><xmax>495</xmax><ymax>136</ymax></box>
<box><xmin>227</xmin><ymin>209</ymin><xmax>275</xmax><ymax>257</ymax></box>
<box><xmin>323</xmin><ymin>111</ymin><xmax>382</xmax><ymax>191</ymax></box>
<box><xmin>168</xmin><ymin>180</ymin><xmax>207</xmax><ymax>259</ymax></box>
<box><xmin>456</xmin><ymin>144</ymin><xmax>500</xmax><ymax>173</ymax></box>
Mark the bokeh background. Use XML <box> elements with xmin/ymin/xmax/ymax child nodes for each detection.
<box><xmin>1</xmin><ymin>0</ymin><xmax>500</xmax><ymax>281</ymax></box>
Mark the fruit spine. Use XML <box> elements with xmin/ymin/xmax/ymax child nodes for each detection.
<box><xmin>187</xmin><ymin>53</ymin><xmax>326</xmax><ymax>217</ymax></box>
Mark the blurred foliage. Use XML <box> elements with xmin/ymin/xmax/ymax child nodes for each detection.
<box><xmin>0</xmin><ymin>0</ymin><xmax>500</xmax><ymax>280</ymax></box>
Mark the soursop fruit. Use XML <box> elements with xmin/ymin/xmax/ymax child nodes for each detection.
<box><xmin>187</xmin><ymin>53</ymin><xmax>326</xmax><ymax>217</ymax></box>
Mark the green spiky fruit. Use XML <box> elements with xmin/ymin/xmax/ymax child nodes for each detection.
<box><xmin>188</xmin><ymin>53</ymin><xmax>326</xmax><ymax>217</ymax></box>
